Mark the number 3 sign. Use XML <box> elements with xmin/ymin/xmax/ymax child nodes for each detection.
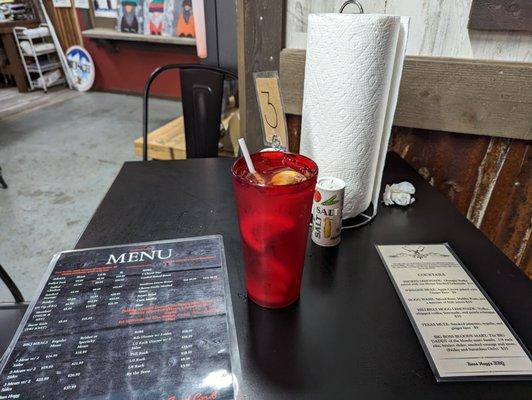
<box><xmin>254</xmin><ymin>71</ymin><xmax>288</xmax><ymax>150</ymax></box>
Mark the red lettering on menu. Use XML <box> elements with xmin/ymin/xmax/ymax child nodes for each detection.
<box><xmin>117</xmin><ymin>300</ymin><xmax>217</xmax><ymax>325</ymax></box>
<box><xmin>180</xmin><ymin>391</ymin><xmax>218</xmax><ymax>400</ymax></box>
<box><xmin>123</xmin><ymin>255</ymin><xmax>217</xmax><ymax>269</ymax></box>
<box><xmin>55</xmin><ymin>265</ymin><xmax>116</xmax><ymax>276</ymax></box>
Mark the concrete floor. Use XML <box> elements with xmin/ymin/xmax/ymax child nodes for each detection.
<box><xmin>0</xmin><ymin>91</ymin><xmax>182</xmax><ymax>301</ymax></box>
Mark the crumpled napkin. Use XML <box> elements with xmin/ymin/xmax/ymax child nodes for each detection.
<box><xmin>383</xmin><ymin>181</ymin><xmax>415</xmax><ymax>206</ymax></box>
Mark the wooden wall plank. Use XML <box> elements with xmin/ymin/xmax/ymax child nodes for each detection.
<box><xmin>285</xmin><ymin>0</ymin><xmax>386</xmax><ymax>49</ymax></box>
<box><xmin>286</xmin><ymin>113</ymin><xmax>302</xmax><ymax>153</ymax></box>
<box><xmin>285</xmin><ymin>0</ymin><xmax>532</xmax><ymax>62</ymax></box>
<box><xmin>43</xmin><ymin>1</ymin><xmax>83</xmax><ymax>50</ymax></box>
<box><xmin>236</xmin><ymin>0</ymin><xmax>284</xmax><ymax>153</ymax></box>
<box><xmin>279</xmin><ymin>48</ymin><xmax>305</xmax><ymax>115</ymax></box>
<box><xmin>468</xmin><ymin>0</ymin><xmax>532</xmax><ymax>32</ymax></box>
<box><xmin>279</xmin><ymin>49</ymin><xmax>532</xmax><ymax>140</ymax></box>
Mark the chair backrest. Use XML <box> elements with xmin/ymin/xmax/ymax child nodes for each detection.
<box><xmin>143</xmin><ymin>64</ymin><xmax>237</xmax><ymax>160</ymax></box>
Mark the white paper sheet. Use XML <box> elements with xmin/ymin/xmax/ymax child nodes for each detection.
<box><xmin>377</xmin><ymin>244</ymin><xmax>532</xmax><ymax>381</ymax></box>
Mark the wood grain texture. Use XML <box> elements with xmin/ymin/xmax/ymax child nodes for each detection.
<box><xmin>237</xmin><ymin>0</ymin><xmax>284</xmax><ymax>153</ymax></box>
<box><xmin>286</xmin><ymin>113</ymin><xmax>302</xmax><ymax>153</ymax></box>
<box><xmin>43</xmin><ymin>1</ymin><xmax>83</xmax><ymax>50</ymax></box>
<box><xmin>279</xmin><ymin>49</ymin><xmax>532</xmax><ymax>140</ymax></box>
<box><xmin>134</xmin><ymin>117</ymin><xmax>187</xmax><ymax>160</ymax></box>
<box><xmin>285</xmin><ymin>0</ymin><xmax>532</xmax><ymax>62</ymax></box>
<box><xmin>0</xmin><ymin>88</ymin><xmax>81</xmax><ymax>121</ymax></box>
<box><xmin>0</xmin><ymin>20</ymin><xmax>38</xmax><ymax>93</ymax></box>
<box><xmin>468</xmin><ymin>0</ymin><xmax>532</xmax><ymax>32</ymax></box>
<box><xmin>283</xmin><ymin>115</ymin><xmax>531</xmax><ymax>277</ymax></box>
<box><xmin>134</xmin><ymin>112</ymin><xmax>238</xmax><ymax>159</ymax></box>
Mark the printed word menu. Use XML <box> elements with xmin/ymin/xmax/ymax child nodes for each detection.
<box><xmin>0</xmin><ymin>236</ymin><xmax>237</xmax><ymax>399</ymax></box>
<box><xmin>377</xmin><ymin>244</ymin><xmax>532</xmax><ymax>381</ymax></box>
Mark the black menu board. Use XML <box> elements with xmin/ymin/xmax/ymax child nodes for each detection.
<box><xmin>0</xmin><ymin>236</ymin><xmax>240</xmax><ymax>400</ymax></box>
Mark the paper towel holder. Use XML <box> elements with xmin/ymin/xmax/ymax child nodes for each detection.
<box><xmin>343</xmin><ymin>204</ymin><xmax>376</xmax><ymax>230</ymax></box>
<box><xmin>339</xmin><ymin>0</ymin><xmax>364</xmax><ymax>14</ymax></box>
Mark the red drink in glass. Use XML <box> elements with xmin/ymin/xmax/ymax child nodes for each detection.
<box><xmin>232</xmin><ymin>151</ymin><xmax>318</xmax><ymax>308</ymax></box>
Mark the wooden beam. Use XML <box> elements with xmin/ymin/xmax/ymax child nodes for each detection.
<box><xmin>279</xmin><ymin>49</ymin><xmax>532</xmax><ymax>140</ymax></box>
<box><xmin>237</xmin><ymin>0</ymin><xmax>284</xmax><ymax>152</ymax></box>
<box><xmin>468</xmin><ymin>0</ymin><xmax>532</xmax><ymax>32</ymax></box>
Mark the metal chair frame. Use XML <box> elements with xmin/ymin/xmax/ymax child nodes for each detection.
<box><xmin>142</xmin><ymin>63</ymin><xmax>237</xmax><ymax>161</ymax></box>
<box><xmin>0</xmin><ymin>263</ymin><xmax>24</xmax><ymax>303</ymax></box>
<box><xmin>0</xmin><ymin>166</ymin><xmax>7</xmax><ymax>189</ymax></box>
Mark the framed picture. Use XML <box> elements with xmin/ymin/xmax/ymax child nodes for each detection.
<box><xmin>115</xmin><ymin>0</ymin><xmax>195</xmax><ymax>38</ymax></box>
<box><xmin>93</xmin><ymin>0</ymin><xmax>119</xmax><ymax>18</ymax></box>
<box><xmin>116</xmin><ymin>0</ymin><xmax>143</xmax><ymax>33</ymax></box>
<box><xmin>53</xmin><ymin>0</ymin><xmax>72</xmax><ymax>7</ymax></box>
<box><xmin>174</xmin><ymin>0</ymin><xmax>195</xmax><ymax>38</ymax></box>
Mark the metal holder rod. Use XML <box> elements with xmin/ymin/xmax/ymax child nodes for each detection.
<box><xmin>339</xmin><ymin>0</ymin><xmax>364</xmax><ymax>14</ymax></box>
<box><xmin>0</xmin><ymin>166</ymin><xmax>7</xmax><ymax>189</ymax></box>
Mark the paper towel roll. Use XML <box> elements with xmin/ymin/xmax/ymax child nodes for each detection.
<box><xmin>300</xmin><ymin>14</ymin><xmax>409</xmax><ymax>220</ymax></box>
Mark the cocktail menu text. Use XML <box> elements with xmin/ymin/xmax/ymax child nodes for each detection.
<box><xmin>377</xmin><ymin>244</ymin><xmax>532</xmax><ymax>381</ymax></box>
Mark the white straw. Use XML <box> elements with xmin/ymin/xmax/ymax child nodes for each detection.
<box><xmin>238</xmin><ymin>138</ymin><xmax>256</xmax><ymax>174</ymax></box>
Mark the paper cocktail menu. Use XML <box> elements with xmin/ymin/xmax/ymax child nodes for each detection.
<box><xmin>377</xmin><ymin>244</ymin><xmax>532</xmax><ymax>381</ymax></box>
<box><xmin>0</xmin><ymin>236</ymin><xmax>239</xmax><ymax>399</ymax></box>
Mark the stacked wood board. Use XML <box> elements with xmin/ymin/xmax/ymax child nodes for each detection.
<box><xmin>134</xmin><ymin>109</ymin><xmax>240</xmax><ymax>160</ymax></box>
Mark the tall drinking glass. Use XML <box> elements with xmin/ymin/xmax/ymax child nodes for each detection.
<box><xmin>232</xmin><ymin>151</ymin><xmax>318</xmax><ymax>308</ymax></box>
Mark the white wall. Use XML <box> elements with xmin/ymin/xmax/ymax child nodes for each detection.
<box><xmin>285</xmin><ymin>0</ymin><xmax>532</xmax><ymax>62</ymax></box>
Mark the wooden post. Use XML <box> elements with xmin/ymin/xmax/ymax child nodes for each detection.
<box><xmin>42</xmin><ymin>0</ymin><xmax>83</xmax><ymax>50</ymax></box>
<box><xmin>236</xmin><ymin>0</ymin><xmax>284</xmax><ymax>152</ymax></box>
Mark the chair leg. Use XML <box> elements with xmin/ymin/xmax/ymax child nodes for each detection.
<box><xmin>143</xmin><ymin>64</ymin><xmax>185</xmax><ymax>161</ymax></box>
<box><xmin>0</xmin><ymin>166</ymin><xmax>7</xmax><ymax>189</ymax></box>
<box><xmin>0</xmin><ymin>263</ymin><xmax>24</xmax><ymax>303</ymax></box>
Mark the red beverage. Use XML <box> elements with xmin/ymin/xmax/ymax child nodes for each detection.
<box><xmin>232</xmin><ymin>151</ymin><xmax>318</xmax><ymax>308</ymax></box>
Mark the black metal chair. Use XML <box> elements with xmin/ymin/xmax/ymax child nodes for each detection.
<box><xmin>143</xmin><ymin>64</ymin><xmax>237</xmax><ymax>161</ymax></box>
<box><xmin>0</xmin><ymin>166</ymin><xmax>7</xmax><ymax>189</ymax></box>
<box><xmin>0</xmin><ymin>263</ymin><xmax>24</xmax><ymax>303</ymax></box>
<box><xmin>0</xmin><ymin>263</ymin><xmax>26</xmax><ymax>357</ymax></box>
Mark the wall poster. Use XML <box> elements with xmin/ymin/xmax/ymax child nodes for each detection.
<box><xmin>93</xmin><ymin>0</ymin><xmax>119</xmax><ymax>18</ymax></box>
<box><xmin>117</xmin><ymin>0</ymin><xmax>143</xmax><ymax>33</ymax></box>
<box><xmin>116</xmin><ymin>0</ymin><xmax>195</xmax><ymax>38</ymax></box>
<box><xmin>52</xmin><ymin>0</ymin><xmax>72</xmax><ymax>7</ymax></box>
<box><xmin>75</xmin><ymin>0</ymin><xmax>90</xmax><ymax>9</ymax></box>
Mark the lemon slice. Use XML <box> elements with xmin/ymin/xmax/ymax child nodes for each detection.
<box><xmin>269</xmin><ymin>169</ymin><xmax>306</xmax><ymax>185</ymax></box>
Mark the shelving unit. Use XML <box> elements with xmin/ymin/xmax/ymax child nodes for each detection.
<box><xmin>13</xmin><ymin>24</ymin><xmax>67</xmax><ymax>92</ymax></box>
<box><xmin>82</xmin><ymin>28</ymin><xmax>196</xmax><ymax>46</ymax></box>
<box><xmin>81</xmin><ymin>28</ymin><xmax>197</xmax><ymax>54</ymax></box>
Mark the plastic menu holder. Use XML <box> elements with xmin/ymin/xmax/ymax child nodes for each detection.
<box><xmin>0</xmin><ymin>235</ymin><xmax>241</xmax><ymax>399</ymax></box>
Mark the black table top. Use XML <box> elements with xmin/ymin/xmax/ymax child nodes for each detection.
<box><xmin>74</xmin><ymin>152</ymin><xmax>531</xmax><ymax>399</ymax></box>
